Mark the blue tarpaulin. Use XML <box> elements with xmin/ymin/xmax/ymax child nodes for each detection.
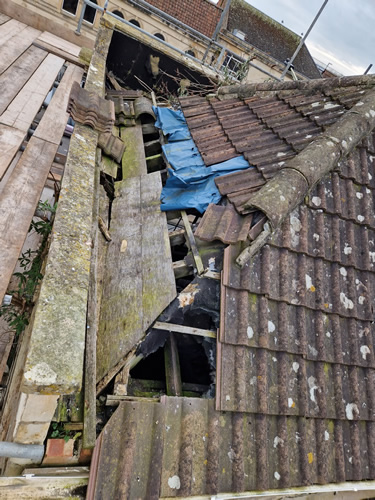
<box><xmin>154</xmin><ymin>107</ymin><xmax>253</xmax><ymax>213</ymax></box>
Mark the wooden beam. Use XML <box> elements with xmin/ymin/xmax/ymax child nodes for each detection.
<box><xmin>0</xmin><ymin>45</ymin><xmax>47</xmax><ymax>115</ymax></box>
<box><xmin>0</xmin><ymin>53</ymin><xmax>64</xmax><ymax>132</ymax></box>
<box><xmin>0</xmin><ymin>25</ymin><xmax>41</xmax><ymax>75</ymax></box>
<box><xmin>181</xmin><ymin>210</ymin><xmax>204</xmax><ymax>275</ymax></box>
<box><xmin>164</xmin><ymin>333</ymin><xmax>182</xmax><ymax>396</ymax></box>
<box><xmin>173</xmin><ymin>260</ymin><xmax>193</xmax><ymax>279</ymax></box>
<box><xmin>169</xmin><ymin>228</ymin><xmax>185</xmax><ymax>246</ymax></box>
<box><xmin>0</xmin><ymin>125</ymin><xmax>26</xmax><ymax>180</ymax></box>
<box><xmin>153</xmin><ymin>321</ymin><xmax>217</xmax><ymax>339</ymax></box>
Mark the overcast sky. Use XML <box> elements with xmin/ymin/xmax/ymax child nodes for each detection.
<box><xmin>235</xmin><ymin>0</ymin><xmax>375</xmax><ymax>76</ymax></box>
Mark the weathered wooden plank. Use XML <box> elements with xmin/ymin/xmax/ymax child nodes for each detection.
<box><xmin>0</xmin><ymin>53</ymin><xmax>64</xmax><ymax>132</ymax></box>
<box><xmin>120</xmin><ymin>125</ymin><xmax>147</xmax><ymax>179</ymax></box>
<box><xmin>0</xmin><ymin>137</ymin><xmax>57</xmax><ymax>304</ymax></box>
<box><xmin>21</xmin><ymin>23</ymin><xmax>113</xmax><ymax>396</ymax></box>
<box><xmin>0</xmin><ymin>125</ymin><xmax>26</xmax><ymax>180</ymax></box>
<box><xmin>0</xmin><ymin>19</ymin><xmax>26</xmax><ymax>46</ymax></box>
<box><xmin>181</xmin><ymin>210</ymin><xmax>204</xmax><ymax>275</ymax></box>
<box><xmin>32</xmin><ymin>41</ymin><xmax>82</xmax><ymax>67</ymax></box>
<box><xmin>34</xmin><ymin>63</ymin><xmax>83</xmax><ymax>144</ymax></box>
<box><xmin>36</xmin><ymin>32</ymin><xmax>81</xmax><ymax>57</ymax></box>
<box><xmin>97</xmin><ymin>172</ymin><xmax>176</xmax><ymax>382</ymax></box>
<box><xmin>164</xmin><ymin>334</ymin><xmax>182</xmax><ymax>396</ymax></box>
<box><xmin>0</xmin><ymin>45</ymin><xmax>47</xmax><ymax>116</ymax></box>
<box><xmin>0</xmin><ymin>25</ymin><xmax>41</xmax><ymax>75</ymax></box>
<box><xmin>153</xmin><ymin>321</ymin><xmax>217</xmax><ymax>339</ymax></box>
<box><xmin>0</xmin><ymin>14</ymin><xmax>10</xmax><ymax>25</ymax></box>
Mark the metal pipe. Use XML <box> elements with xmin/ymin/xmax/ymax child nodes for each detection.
<box><xmin>280</xmin><ymin>0</ymin><xmax>329</xmax><ymax>80</ymax></box>
<box><xmin>0</xmin><ymin>442</ymin><xmax>44</xmax><ymax>462</ymax></box>
<box><xmin>364</xmin><ymin>64</ymin><xmax>373</xmax><ymax>75</ymax></box>
<box><xmin>202</xmin><ymin>0</ymin><xmax>232</xmax><ymax>63</ymax></box>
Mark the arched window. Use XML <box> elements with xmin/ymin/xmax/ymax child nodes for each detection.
<box><xmin>154</xmin><ymin>33</ymin><xmax>165</xmax><ymax>41</ymax></box>
<box><xmin>83</xmin><ymin>0</ymin><xmax>97</xmax><ymax>24</ymax></box>
<box><xmin>129</xmin><ymin>19</ymin><xmax>140</xmax><ymax>27</ymax></box>
<box><xmin>186</xmin><ymin>49</ymin><xmax>196</xmax><ymax>58</ymax></box>
<box><xmin>112</xmin><ymin>10</ymin><xmax>124</xmax><ymax>19</ymax></box>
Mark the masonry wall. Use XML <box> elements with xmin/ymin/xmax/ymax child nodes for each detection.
<box><xmin>146</xmin><ymin>0</ymin><xmax>222</xmax><ymax>38</ymax></box>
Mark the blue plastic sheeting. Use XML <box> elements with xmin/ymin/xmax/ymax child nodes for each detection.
<box><xmin>153</xmin><ymin>106</ymin><xmax>191</xmax><ymax>142</ymax></box>
<box><xmin>155</xmin><ymin>106</ymin><xmax>253</xmax><ymax>213</ymax></box>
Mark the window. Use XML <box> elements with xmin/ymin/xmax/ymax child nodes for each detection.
<box><xmin>221</xmin><ymin>52</ymin><xmax>247</xmax><ymax>80</ymax></box>
<box><xmin>62</xmin><ymin>0</ymin><xmax>78</xmax><ymax>16</ymax></box>
<box><xmin>186</xmin><ymin>49</ymin><xmax>196</xmax><ymax>58</ymax></box>
<box><xmin>129</xmin><ymin>19</ymin><xmax>140</xmax><ymax>27</ymax></box>
<box><xmin>154</xmin><ymin>33</ymin><xmax>165</xmax><ymax>41</ymax></box>
<box><xmin>83</xmin><ymin>0</ymin><xmax>97</xmax><ymax>24</ymax></box>
<box><xmin>112</xmin><ymin>10</ymin><xmax>124</xmax><ymax>19</ymax></box>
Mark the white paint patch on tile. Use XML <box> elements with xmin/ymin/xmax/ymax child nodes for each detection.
<box><xmin>268</xmin><ymin>320</ymin><xmax>276</xmax><ymax>333</ymax></box>
<box><xmin>273</xmin><ymin>436</ymin><xmax>284</xmax><ymax>448</ymax></box>
<box><xmin>341</xmin><ymin>140</ymin><xmax>348</xmax><ymax>149</ymax></box>
<box><xmin>277</xmin><ymin>152</ymin><xmax>286</xmax><ymax>157</ymax></box>
<box><xmin>356</xmin><ymin>192</ymin><xmax>363</xmax><ymax>199</ymax></box>
<box><xmin>313</xmin><ymin>233</ymin><xmax>319</xmax><ymax>241</ymax></box>
<box><xmin>305</xmin><ymin>134</ymin><xmax>312</xmax><ymax>139</ymax></box>
<box><xmin>324</xmin><ymin>102</ymin><xmax>337</xmax><ymax>110</ymax></box>
<box><xmin>370</xmin><ymin>110</ymin><xmax>375</xmax><ymax>117</ymax></box>
<box><xmin>274</xmin><ymin>471</ymin><xmax>280</xmax><ymax>481</ymax></box>
<box><xmin>311</xmin><ymin>196</ymin><xmax>321</xmax><ymax>206</ymax></box>
<box><xmin>288</xmin><ymin>398</ymin><xmax>294</xmax><ymax>408</ymax></box>
<box><xmin>247</xmin><ymin>326</ymin><xmax>254</xmax><ymax>339</ymax></box>
<box><xmin>358</xmin><ymin>296</ymin><xmax>365</xmax><ymax>305</ymax></box>
<box><xmin>344</xmin><ymin>244</ymin><xmax>352</xmax><ymax>255</ymax></box>
<box><xmin>308</xmin><ymin>345</ymin><xmax>318</xmax><ymax>357</ymax></box>
<box><xmin>225</xmin><ymin>395</ymin><xmax>230</xmax><ymax>401</ymax></box>
<box><xmin>356</xmin><ymin>101</ymin><xmax>364</xmax><ymax>106</ymax></box>
<box><xmin>308</xmin><ymin>376</ymin><xmax>318</xmax><ymax>403</ymax></box>
<box><xmin>324</xmin><ymin>431</ymin><xmax>330</xmax><ymax>441</ymax></box>
<box><xmin>168</xmin><ymin>476</ymin><xmax>181</xmax><ymax>490</ymax></box>
<box><xmin>292</xmin><ymin>362</ymin><xmax>299</xmax><ymax>373</ymax></box>
<box><xmin>272</xmin><ymin>357</ymin><xmax>277</xmax><ymax>362</ymax></box>
<box><xmin>369</xmin><ymin>173</ymin><xmax>373</xmax><ymax>181</ymax></box>
<box><xmin>360</xmin><ymin>345</ymin><xmax>371</xmax><ymax>360</ymax></box>
<box><xmin>290</xmin><ymin>214</ymin><xmax>302</xmax><ymax>247</ymax></box>
<box><xmin>280</xmin><ymin>195</ymin><xmax>285</xmax><ymax>201</ymax></box>
<box><xmin>357</xmin><ymin>215</ymin><xmax>365</xmax><ymax>222</ymax></box>
<box><xmin>339</xmin><ymin>267</ymin><xmax>347</xmax><ymax>277</ymax></box>
<box><xmin>369</xmin><ymin>252</ymin><xmax>375</xmax><ymax>263</ymax></box>
<box><xmin>208</xmin><ymin>257</ymin><xmax>216</xmax><ymax>270</ymax></box>
<box><xmin>326</xmin><ymin>331</ymin><xmax>331</xmax><ymax>338</ymax></box>
<box><xmin>345</xmin><ymin>403</ymin><xmax>359</xmax><ymax>420</ymax></box>
<box><xmin>305</xmin><ymin>274</ymin><xmax>313</xmax><ymax>290</ymax></box>
<box><xmin>227</xmin><ymin>449</ymin><xmax>235</xmax><ymax>462</ymax></box>
<box><xmin>311</xmin><ymin>102</ymin><xmax>320</xmax><ymax>108</ymax></box>
<box><xmin>340</xmin><ymin>292</ymin><xmax>354</xmax><ymax>310</ymax></box>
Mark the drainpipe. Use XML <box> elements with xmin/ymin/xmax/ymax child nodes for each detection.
<box><xmin>0</xmin><ymin>442</ymin><xmax>44</xmax><ymax>462</ymax></box>
<box><xmin>280</xmin><ymin>0</ymin><xmax>329</xmax><ymax>80</ymax></box>
<box><xmin>202</xmin><ymin>0</ymin><xmax>232</xmax><ymax>63</ymax></box>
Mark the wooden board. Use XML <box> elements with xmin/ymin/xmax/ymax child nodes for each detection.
<box><xmin>0</xmin><ymin>62</ymin><xmax>82</xmax><ymax>302</ymax></box>
<box><xmin>0</xmin><ymin>137</ymin><xmax>58</xmax><ymax>303</ymax></box>
<box><xmin>0</xmin><ymin>45</ymin><xmax>47</xmax><ymax>115</ymax></box>
<box><xmin>97</xmin><ymin>172</ymin><xmax>176</xmax><ymax>383</ymax></box>
<box><xmin>0</xmin><ymin>53</ymin><xmax>64</xmax><ymax>132</ymax></box>
<box><xmin>0</xmin><ymin>25</ymin><xmax>41</xmax><ymax>75</ymax></box>
<box><xmin>33</xmin><ymin>40</ymin><xmax>82</xmax><ymax>67</ymax></box>
<box><xmin>36</xmin><ymin>31</ymin><xmax>81</xmax><ymax>57</ymax></box>
<box><xmin>0</xmin><ymin>14</ymin><xmax>10</xmax><ymax>25</ymax></box>
<box><xmin>0</xmin><ymin>19</ymin><xmax>26</xmax><ymax>46</ymax></box>
<box><xmin>33</xmin><ymin>63</ymin><xmax>84</xmax><ymax>144</ymax></box>
<box><xmin>120</xmin><ymin>125</ymin><xmax>147</xmax><ymax>179</ymax></box>
<box><xmin>0</xmin><ymin>125</ymin><xmax>26</xmax><ymax>180</ymax></box>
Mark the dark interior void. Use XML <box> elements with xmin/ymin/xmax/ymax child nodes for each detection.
<box><xmin>131</xmin><ymin>335</ymin><xmax>212</xmax><ymax>386</ymax></box>
<box><xmin>107</xmin><ymin>30</ymin><xmax>213</xmax><ymax>94</ymax></box>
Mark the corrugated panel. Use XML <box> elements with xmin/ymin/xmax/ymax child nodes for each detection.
<box><xmin>223</xmin><ymin>243</ymin><xmax>375</xmax><ymax>320</ymax></box>
<box><xmin>220</xmin><ymin>287</ymin><xmax>375</xmax><ymax>368</ymax></box>
<box><xmin>195</xmin><ymin>203</ymin><xmax>253</xmax><ymax>244</ymax></box>
<box><xmin>93</xmin><ymin>398</ymin><xmax>375</xmax><ymax>496</ymax></box>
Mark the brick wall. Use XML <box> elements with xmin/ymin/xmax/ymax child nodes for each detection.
<box><xmin>146</xmin><ymin>0</ymin><xmax>223</xmax><ymax>38</ymax></box>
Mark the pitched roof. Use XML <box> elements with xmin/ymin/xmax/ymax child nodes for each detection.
<box><xmin>226</xmin><ymin>0</ymin><xmax>321</xmax><ymax>79</ymax></box>
<box><xmin>90</xmin><ymin>75</ymin><xmax>375</xmax><ymax>496</ymax></box>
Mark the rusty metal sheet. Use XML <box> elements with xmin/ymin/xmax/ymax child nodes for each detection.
<box><xmin>92</xmin><ymin>398</ymin><xmax>375</xmax><ymax>496</ymax></box>
<box><xmin>195</xmin><ymin>203</ymin><xmax>253</xmax><ymax>244</ymax></box>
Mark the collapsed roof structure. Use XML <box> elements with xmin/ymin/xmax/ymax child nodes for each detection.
<box><xmin>2</xmin><ymin>3</ymin><xmax>375</xmax><ymax>499</ymax></box>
